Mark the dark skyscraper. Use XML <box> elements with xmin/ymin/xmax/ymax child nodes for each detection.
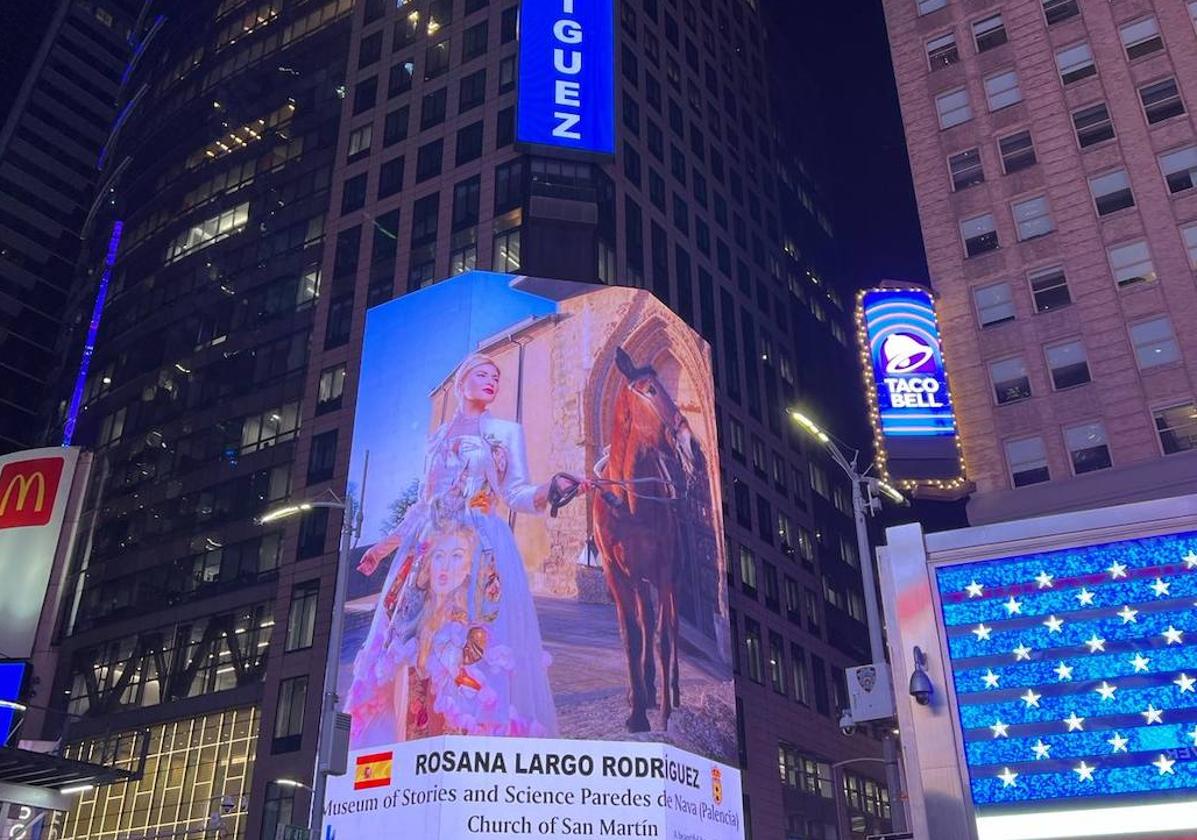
<box><xmin>26</xmin><ymin>2</ymin><xmax>892</xmax><ymax>838</ymax></box>
<box><xmin>0</xmin><ymin>0</ymin><xmax>138</xmax><ymax>453</ymax></box>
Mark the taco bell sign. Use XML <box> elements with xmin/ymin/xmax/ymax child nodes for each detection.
<box><xmin>516</xmin><ymin>0</ymin><xmax>616</xmax><ymax>157</ymax></box>
<box><xmin>858</xmin><ymin>288</ymin><xmax>964</xmax><ymax>485</ymax></box>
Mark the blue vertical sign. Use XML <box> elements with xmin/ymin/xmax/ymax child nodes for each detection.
<box><xmin>858</xmin><ymin>287</ymin><xmax>965</xmax><ymax>484</ymax></box>
<box><xmin>0</xmin><ymin>661</ymin><xmax>26</xmax><ymax>746</ymax></box>
<box><xmin>516</xmin><ymin>0</ymin><xmax>616</xmax><ymax>157</ymax></box>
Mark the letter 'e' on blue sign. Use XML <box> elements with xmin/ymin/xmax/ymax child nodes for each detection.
<box><xmin>516</xmin><ymin>0</ymin><xmax>616</xmax><ymax>158</ymax></box>
<box><xmin>856</xmin><ymin>286</ymin><xmax>966</xmax><ymax>488</ymax></box>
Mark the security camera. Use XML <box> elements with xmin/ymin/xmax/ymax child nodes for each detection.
<box><xmin>909</xmin><ymin>645</ymin><xmax>933</xmax><ymax>706</ymax></box>
<box><xmin>838</xmin><ymin>710</ymin><xmax>858</xmax><ymax>737</ymax></box>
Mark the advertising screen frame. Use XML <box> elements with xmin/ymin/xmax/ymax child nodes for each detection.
<box><xmin>514</xmin><ymin>0</ymin><xmax>618</xmax><ymax>160</ymax></box>
<box><xmin>880</xmin><ymin>493</ymin><xmax>1197</xmax><ymax>840</ymax></box>
<box><xmin>855</xmin><ymin>286</ymin><xmax>967</xmax><ymax>493</ymax></box>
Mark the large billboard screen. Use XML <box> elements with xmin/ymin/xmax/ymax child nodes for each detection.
<box><xmin>935</xmin><ymin>529</ymin><xmax>1197</xmax><ymax>839</ymax></box>
<box><xmin>856</xmin><ymin>287</ymin><xmax>966</xmax><ymax>489</ymax></box>
<box><xmin>324</xmin><ymin>272</ymin><xmax>741</xmax><ymax>838</ymax></box>
<box><xmin>0</xmin><ymin>447</ymin><xmax>82</xmax><ymax>659</ymax></box>
<box><xmin>516</xmin><ymin>0</ymin><xmax>616</xmax><ymax>157</ymax></box>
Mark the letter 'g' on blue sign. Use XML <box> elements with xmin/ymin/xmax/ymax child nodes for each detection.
<box><xmin>516</xmin><ymin>0</ymin><xmax>616</xmax><ymax>157</ymax></box>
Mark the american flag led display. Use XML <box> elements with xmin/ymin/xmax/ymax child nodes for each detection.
<box><xmin>936</xmin><ymin>531</ymin><xmax>1197</xmax><ymax>811</ymax></box>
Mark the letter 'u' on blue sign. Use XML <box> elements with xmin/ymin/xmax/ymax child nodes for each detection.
<box><xmin>516</xmin><ymin>0</ymin><xmax>616</xmax><ymax>157</ymax></box>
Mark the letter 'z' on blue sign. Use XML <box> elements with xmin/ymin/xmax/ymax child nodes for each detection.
<box><xmin>516</xmin><ymin>0</ymin><xmax>616</xmax><ymax>157</ymax></box>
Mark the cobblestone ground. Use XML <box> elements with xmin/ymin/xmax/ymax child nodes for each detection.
<box><xmin>337</xmin><ymin>594</ymin><xmax>736</xmax><ymax>760</ymax></box>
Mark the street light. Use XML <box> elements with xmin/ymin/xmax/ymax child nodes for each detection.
<box><xmin>259</xmin><ymin>488</ymin><xmax>362</xmax><ymax>838</ymax></box>
<box><xmin>789</xmin><ymin>408</ymin><xmax>909</xmax><ymax>834</ymax></box>
<box><xmin>273</xmin><ymin>778</ymin><xmax>312</xmax><ymax>791</ymax></box>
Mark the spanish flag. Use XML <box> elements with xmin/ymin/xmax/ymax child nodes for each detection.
<box><xmin>354</xmin><ymin>752</ymin><xmax>393</xmax><ymax>790</ymax></box>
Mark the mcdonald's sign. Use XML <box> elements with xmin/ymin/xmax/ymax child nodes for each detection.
<box><xmin>0</xmin><ymin>457</ymin><xmax>63</xmax><ymax>529</ymax></box>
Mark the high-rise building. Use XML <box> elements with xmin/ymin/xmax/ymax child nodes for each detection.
<box><xmin>0</xmin><ymin>0</ymin><xmax>137</xmax><ymax>453</ymax></box>
<box><xmin>882</xmin><ymin>0</ymin><xmax>1197</xmax><ymax>525</ymax></box>
<box><xmin>33</xmin><ymin>1</ymin><xmax>890</xmax><ymax>838</ymax></box>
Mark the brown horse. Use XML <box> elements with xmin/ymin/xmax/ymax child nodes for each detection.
<box><xmin>593</xmin><ymin>347</ymin><xmax>700</xmax><ymax>733</ymax></box>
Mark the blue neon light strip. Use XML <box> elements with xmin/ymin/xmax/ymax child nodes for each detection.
<box><xmin>63</xmin><ymin>220</ymin><xmax>123</xmax><ymax>446</ymax></box>
<box><xmin>935</xmin><ymin>531</ymin><xmax>1197</xmax><ymax>809</ymax></box>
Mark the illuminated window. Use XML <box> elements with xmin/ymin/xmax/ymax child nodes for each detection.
<box><xmin>1160</xmin><ymin>146</ymin><xmax>1197</xmax><ymax>194</ymax></box>
<box><xmin>973</xmin><ymin>13</ymin><xmax>1007</xmax><ymax>52</ymax></box>
<box><xmin>493</xmin><ymin>225</ymin><xmax>521</xmax><ymax>272</ymax></box>
<box><xmin>347</xmin><ymin>124</ymin><xmax>372</xmax><ymax>162</ymax></box>
<box><xmin>165</xmin><ymin>203</ymin><xmax>250</xmax><ymax>264</ymax></box>
<box><xmin>240</xmin><ymin>403</ymin><xmax>300</xmax><ymax>453</ymax></box>
<box><xmin>743</xmin><ymin>617</ymin><xmax>763</xmax><ymax>684</ymax></box>
<box><xmin>1090</xmin><ymin>169</ymin><xmax>1134</xmax><ymax>216</ymax></box>
<box><xmin>1108</xmin><ymin>240</ymin><xmax>1155</xmax><ymax>287</ymax></box>
<box><xmin>1028</xmin><ymin>265</ymin><xmax>1070</xmax><ymax>312</ymax></box>
<box><xmin>1006</xmin><ymin>436</ymin><xmax>1049</xmax><ymax>487</ymax></box>
<box><xmin>316</xmin><ymin>364</ymin><xmax>346</xmax><ymax>414</ymax></box>
<box><xmin>1120</xmin><ymin>17</ymin><xmax>1163</xmax><ymax>60</ymax></box>
<box><xmin>927</xmin><ymin>32</ymin><xmax>958</xmax><ymax>70</ymax></box>
<box><xmin>1056</xmin><ymin>43</ymin><xmax>1095</xmax><ymax>84</ymax></box>
<box><xmin>739</xmin><ymin>546</ymin><xmax>757</xmax><ymax>595</ymax></box>
<box><xmin>990</xmin><ymin>356</ymin><xmax>1031</xmax><ymax>404</ymax></box>
<box><xmin>285</xmin><ymin>580</ymin><xmax>319</xmax><ymax>651</ymax></box>
<box><xmin>1045</xmin><ymin>340</ymin><xmax>1091</xmax><ymax>389</ymax></box>
<box><xmin>935</xmin><ymin>88</ymin><xmax>972</xmax><ymax>129</ymax></box>
<box><xmin>1012</xmin><ymin>195</ymin><xmax>1053</xmax><ymax>241</ymax></box>
<box><xmin>1130</xmin><ymin>317</ymin><xmax>1181</xmax><ymax>369</ymax></box>
<box><xmin>61</xmin><ymin>709</ymin><xmax>258</xmax><ymax>840</ymax></box>
<box><xmin>1140</xmin><ymin>78</ymin><xmax>1185</xmax><ymax>124</ymax></box>
<box><xmin>1073</xmin><ymin>103</ymin><xmax>1114</xmax><ymax>148</ymax></box>
<box><xmin>1064</xmin><ymin>422</ymin><xmax>1112</xmax><ymax>474</ymax></box>
<box><xmin>809</xmin><ymin>463</ymin><xmax>830</xmax><ymax>498</ymax></box>
<box><xmin>1155</xmin><ymin>403</ymin><xmax>1197</xmax><ymax>454</ymax></box>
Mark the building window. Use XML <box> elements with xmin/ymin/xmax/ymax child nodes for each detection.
<box><xmin>918</xmin><ymin>0</ymin><xmax>947</xmax><ymax>15</ymax></box>
<box><xmin>785</xmin><ymin>577</ymin><xmax>802</xmax><ymax>625</ymax></box>
<box><xmin>459</xmin><ymin>68</ymin><xmax>487</xmax><ymax>112</ymax></box>
<box><xmin>325</xmin><ymin>295</ymin><xmax>353</xmax><ymax>349</ymax></box>
<box><xmin>1056</xmin><ymin>43</ymin><xmax>1096</xmax><ymax>84</ymax></box>
<box><xmin>769</xmin><ymin>632</ymin><xmax>786</xmax><ymax>694</ymax></box>
<box><xmin>493</xmin><ymin>225</ymin><xmax>521</xmax><ymax>272</ymax></box>
<box><xmin>936</xmin><ymin>88</ymin><xmax>972</xmax><ymax>129</ymax></box>
<box><xmin>1120</xmin><ymin>17</ymin><xmax>1163</xmax><ymax>60</ymax></box>
<box><xmin>1013</xmin><ymin>195</ymin><xmax>1053</xmax><ymax>240</ymax></box>
<box><xmin>262</xmin><ymin>781</ymin><xmax>296</xmax><ymax>840</ymax></box>
<box><xmin>1182</xmin><ymin>223</ymin><xmax>1197</xmax><ymax>267</ymax></box>
<box><xmin>285</xmin><ymin>581</ymin><xmax>319</xmax><ymax>651</ymax></box>
<box><xmin>384</xmin><ymin>106</ymin><xmax>410</xmax><ymax>147</ymax></box>
<box><xmin>165</xmin><ymin>203</ymin><xmax>250</xmax><ymax>264</ymax></box>
<box><xmin>1045</xmin><ymin>340</ymin><xmax>1091</xmax><ymax>389</ymax></box>
<box><xmin>297</xmin><ymin>507</ymin><xmax>329</xmax><ymax>558</ymax></box>
<box><xmin>272</xmin><ymin>676</ymin><xmax>308</xmax><ymax>753</ymax></box>
<box><xmin>967</xmin><ymin>281</ymin><xmax>1015</xmax><ymax>331</ymax></box>
<box><xmin>389</xmin><ymin>60</ymin><xmax>414</xmax><ymax>97</ymax></box>
<box><xmin>316</xmin><ymin>364</ymin><xmax>346</xmax><ymax>415</ymax></box>
<box><xmin>990</xmin><ymin>356</ymin><xmax>1031</xmax><ymax>404</ymax></box>
<box><xmin>961</xmin><ymin>213</ymin><xmax>998</xmax><ymax>256</ymax></box>
<box><xmin>1108</xmin><ymin>240</ymin><xmax>1156</xmax><ymax>287</ymax></box>
<box><xmin>1064</xmin><ymin>422</ymin><xmax>1112</xmax><ymax>474</ymax></box>
<box><xmin>341</xmin><ymin>173</ymin><xmax>367</xmax><ymax>214</ymax></box>
<box><xmin>425</xmin><ymin>38</ymin><xmax>451</xmax><ymax>79</ymax></box>
<box><xmin>1006</xmin><ymin>436</ymin><xmax>1050</xmax><ymax>487</ymax></box>
<box><xmin>1073</xmin><ymin>103</ymin><xmax>1114</xmax><ymax>148</ymax></box>
<box><xmin>307</xmin><ymin>429</ymin><xmax>338</xmax><ymax>484</ymax></box>
<box><xmin>1160</xmin><ymin>146</ymin><xmax>1197</xmax><ymax>194</ymax></box>
<box><xmin>455</xmin><ymin>121</ymin><xmax>484</xmax><ymax>165</ymax></box>
<box><xmin>744</xmin><ymin>618</ymin><xmax>763</xmax><ymax>684</ymax></box>
<box><xmin>462</xmin><ymin>20</ymin><xmax>489</xmax><ymax>61</ymax></box>
<box><xmin>347</xmin><ymin>124</ymin><xmax>372</xmax><ymax>162</ymax></box>
<box><xmin>415</xmin><ymin>139</ymin><xmax>443</xmax><ymax>182</ymax></box>
<box><xmin>1090</xmin><ymin>169</ymin><xmax>1135</xmax><ymax>215</ymax></box>
<box><xmin>999</xmin><ymin>130</ymin><xmax>1036</xmax><ymax>173</ymax></box>
<box><xmin>985</xmin><ymin>70</ymin><xmax>1022</xmax><ymax>111</ymax></box>
<box><xmin>790</xmin><ymin>644</ymin><xmax>810</xmax><ymax>704</ymax></box>
<box><xmin>1141</xmin><ymin>78</ymin><xmax>1185</xmax><ymax>124</ymax></box>
<box><xmin>973</xmin><ymin>13</ymin><xmax>1007</xmax><ymax>52</ymax></box>
<box><xmin>353</xmin><ymin>76</ymin><xmax>378</xmax><ymax>115</ymax></box>
<box><xmin>810</xmin><ymin>462</ymin><xmax>830</xmax><ymax>498</ymax></box>
<box><xmin>1130</xmin><ymin>317</ymin><xmax>1181</xmax><ymax>369</ymax></box>
<box><xmin>420</xmin><ymin>88</ymin><xmax>448</xmax><ymax>130</ymax></box>
<box><xmin>1028</xmin><ymin>265</ymin><xmax>1071</xmax><ymax>312</ymax></box>
<box><xmin>1155</xmin><ymin>403</ymin><xmax>1197</xmax><ymax>454</ymax></box>
<box><xmin>378</xmin><ymin>155</ymin><xmax>405</xmax><ymax>199</ymax></box>
<box><xmin>1043</xmin><ymin>0</ymin><xmax>1078</xmax><ymax>25</ymax></box>
<box><xmin>927</xmin><ymin>31</ymin><xmax>958</xmax><ymax>70</ymax></box>
<box><xmin>949</xmin><ymin>148</ymin><xmax>984</xmax><ymax>191</ymax></box>
<box><xmin>739</xmin><ymin>546</ymin><xmax>758</xmax><ymax>596</ymax></box>
<box><xmin>240</xmin><ymin>404</ymin><xmax>300</xmax><ymax>453</ymax></box>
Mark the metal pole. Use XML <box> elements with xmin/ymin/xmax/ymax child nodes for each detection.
<box><xmin>883</xmin><ymin>732</ymin><xmax>908</xmax><ymax>833</ymax></box>
<box><xmin>309</xmin><ymin>508</ymin><xmax>353</xmax><ymax>838</ymax></box>
<box><xmin>849</xmin><ymin>475</ymin><xmax>885</xmax><ymax>666</ymax></box>
<box><xmin>832</xmin><ymin>762</ymin><xmax>852</xmax><ymax>840</ymax></box>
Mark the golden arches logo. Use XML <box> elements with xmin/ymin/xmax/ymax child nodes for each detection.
<box><xmin>0</xmin><ymin>457</ymin><xmax>64</xmax><ymax>529</ymax></box>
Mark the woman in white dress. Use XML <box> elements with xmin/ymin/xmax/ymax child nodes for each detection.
<box><xmin>344</xmin><ymin>353</ymin><xmax>562</xmax><ymax>746</ymax></box>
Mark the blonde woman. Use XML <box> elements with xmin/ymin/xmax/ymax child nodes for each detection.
<box><xmin>344</xmin><ymin>353</ymin><xmax>561</xmax><ymax>745</ymax></box>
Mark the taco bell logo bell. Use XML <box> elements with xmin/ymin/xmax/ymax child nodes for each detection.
<box><xmin>881</xmin><ymin>333</ymin><xmax>945</xmax><ymax>410</ymax></box>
